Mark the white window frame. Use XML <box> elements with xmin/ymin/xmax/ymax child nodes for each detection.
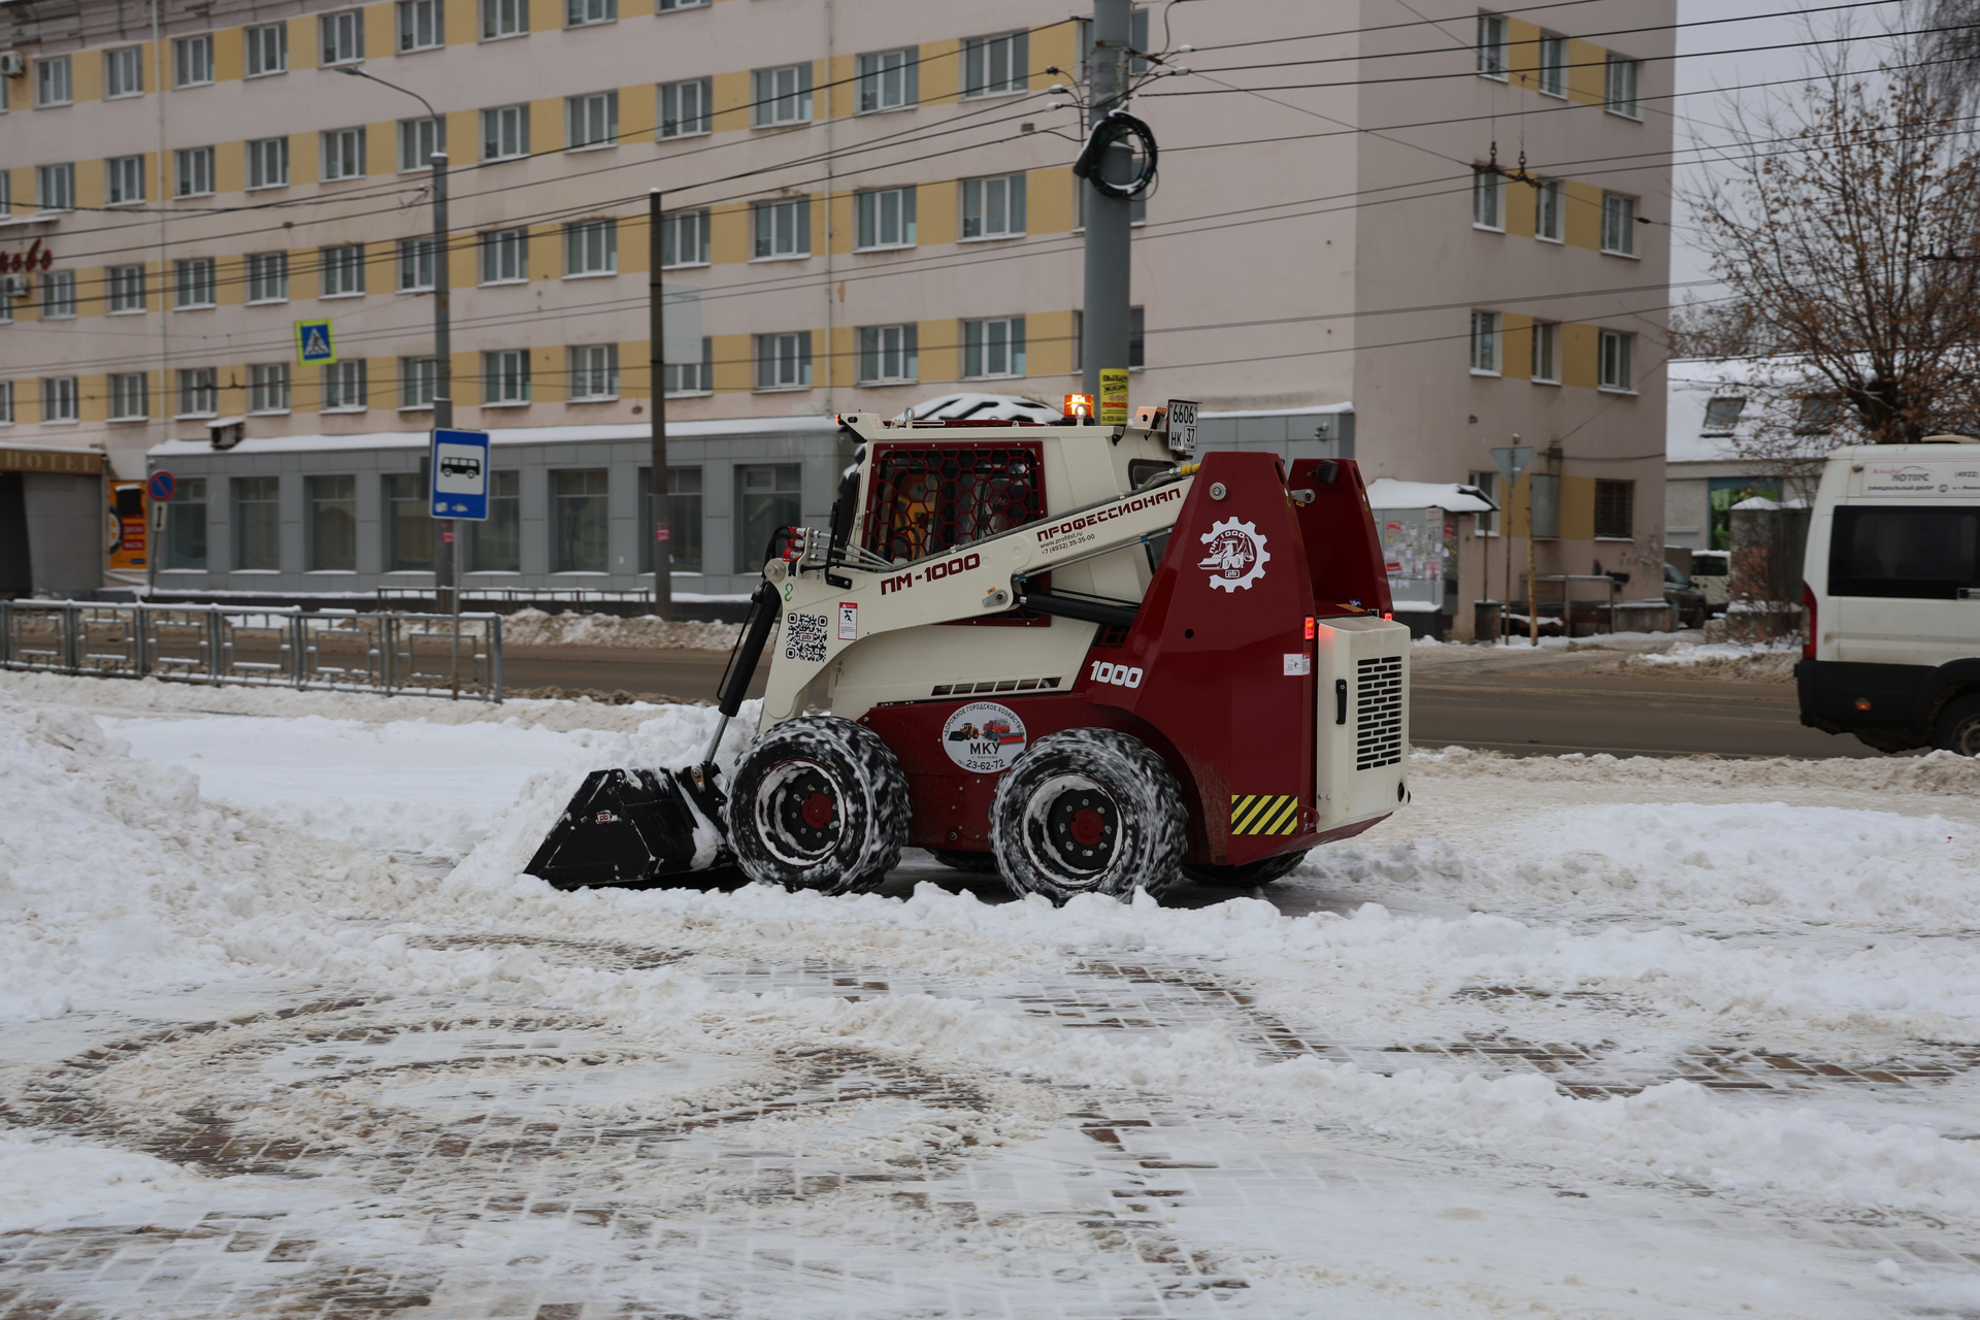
<box><xmin>320</xmin><ymin>243</ymin><xmax>367</xmax><ymax>297</ymax></box>
<box><xmin>962</xmin><ymin>31</ymin><xmax>1026</xmax><ymax>98</ymax></box>
<box><xmin>177</xmin><ymin>366</ymin><xmax>219</xmax><ymax>418</ymax></box>
<box><xmin>106</xmin><ymin>155</ymin><xmax>146</xmax><ymax>206</ymax></box>
<box><xmin>320</xmin><ymin>11</ymin><xmax>365</xmax><ymax>66</ymax></box>
<box><xmin>1533</xmin><ymin>178</ymin><xmax>1563</xmax><ymax>243</ymax></box>
<box><xmin>104</xmin><ymin>47</ymin><xmax>144</xmax><ymax>98</ymax></box>
<box><xmin>248</xmin><ymin>137</ymin><xmax>290</xmax><ymax>190</ymax></box>
<box><xmin>321</xmin><ymin>128</ymin><xmax>367</xmax><ymax>181</ymax></box>
<box><xmin>858</xmin><ymin>47</ymin><xmax>917</xmax><ymax>113</ymax></box>
<box><xmin>858</xmin><ymin>323</ymin><xmax>918</xmax><ymax>385</ymax></box>
<box><xmin>479</xmin><ymin>227</ymin><xmax>529</xmax><ymax>283</ymax></box>
<box><xmin>565</xmin><ymin>90</ymin><xmax>618</xmax><ymax>150</ymax></box>
<box><xmin>856</xmin><ymin>186</ymin><xmax>917</xmax><ymax>250</ymax></box>
<box><xmin>962</xmin><ymin>317</ymin><xmax>1025</xmax><ymax>379</ymax></box>
<box><xmin>481</xmin><ymin>0</ymin><xmax>528</xmax><ymax>40</ymax></box>
<box><xmin>1701</xmin><ymin>396</ymin><xmax>1747</xmax><ymax>436</ymax></box>
<box><xmin>657</xmin><ymin>0</ymin><xmax>706</xmax><ymax>11</ymax></box>
<box><xmin>1605</xmin><ymin>54</ymin><xmax>1641</xmax><ymax>119</ymax></box>
<box><xmin>1476</xmin><ymin>13</ymin><xmax>1508</xmax><ymax>80</ymax></box>
<box><xmin>41</xmin><ymin>271</ymin><xmax>76</xmax><ymax>320</ymax></box>
<box><xmin>247</xmin><ymin>251</ymin><xmax>289</xmax><ymax>304</ymax></box>
<box><xmin>751</xmin><ymin>198</ymin><xmax>811</xmax><ymax>260</ymax></box>
<box><xmin>1469</xmin><ymin>310</ymin><xmax>1502</xmax><ymax>376</ymax></box>
<box><xmin>36</xmin><ymin>163</ymin><xmax>76</xmax><ymax>213</ymax></box>
<box><xmin>174</xmin><ymin>34</ymin><xmax>214</xmax><ymax>86</ymax></box>
<box><xmin>482</xmin><ymin>349</ymin><xmax>532</xmax><ymax>404</ymax></box>
<box><xmin>173</xmin><ymin>257</ymin><xmax>216</xmax><ymax>309</ymax></box>
<box><xmin>658</xmin><ymin>77</ymin><xmax>711</xmax><ymax>138</ymax></box>
<box><xmin>398</xmin><ymin>116</ymin><xmax>446</xmax><ymax>172</ymax></box>
<box><xmin>480</xmin><ymin>104</ymin><xmax>530</xmax><ymax>161</ymax></box>
<box><xmin>35</xmin><ymin>56</ymin><xmax>73</xmax><ymax>107</ymax></box>
<box><xmin>665</xmin><ymin>339</ymin><xmax>714</xmax><ymax>396</ymax></box>
<box><xmin>1537</xmin><ymin>32</ymin><xmax>1567</xmax><ymax>98</ymax></box>
<box><xmin>565</xmin><ymin>0</ymin><xmax>615</xmax><ymax>27</ymax></box>
<box><xmin>563</xmin><ymin>219</ymin><xmax>617</xmax><ymax>276</ymax></box>
<box><xmin>109</xmin><ymin>372</ymin><xmax>149</xmax><ymax>421</ymax></box>
<box><xmin>660</xmin><ymin>209</ymin><xmax>710</xmax><ymax>268</ymax></box>
<box><xmin>0</xmin><ymin>382</ymin><xmax>13</xmax><ymax>422</ymax></box>
<box><xmin>750</xmin><ymin>63</ymin><xmax>813</xmax><ymax>126</ymax></box>
<box><xmin>754</xmin><ymin>331</ymin><xmax>813</xmax><ymax>391</ymax></box>
<box><xmin>567</xmin><ymin>343</ymin><xmax>619</xmax><ymax>400</ymax></box>
<box><xmin>398</xmin><ymin>237</ymin><xmax>436</xmax><ymax>291</ymax></box>
<box><xmin>108</xmin><ymin>264</ymin><xmax>147</xmax><ymax>313</ymax></box>
<box><xmin>41</xmin><ymin>377</ymin><xmax>80</xmax><ymax>423</ymax></box>
<box><xmin>1598</xmin><ymin>330</ymin><xmax>1635</xmax><ymax>392</ymax></box>
<box><xmin>1471</xmin><ymin>167</ymin><xmax>1503</xmax><ymax>231</ymax></box>
<box><xmin>399</xmin><ymin>356</ymin><xmax>438</xmax><ymax>409</ymax></box>
<box><xmin>250</xmin><ymin>363</ymin><xmax>292</xmax><ymax>414</ymax></box>
<box><xmin>175</xmin><ymin>147</ymin><xmax>216</xmax><ymax>198</ymax></box>
<box><xmin>1601</xmin><ymin>192</ymin><xmax>1638</xmax><ymax>256</ymax></box>
<box><xmin>960</xmin><ymin>174</ymin><xmax>1025</xmax><ymax>240</ymax></box>
<box><xmin>398</xmin><ymin>0</ymin><xmax>444</xmax><ymax>52</ymax></box>
<box><xmin>1530</xmin><ymin>321</ymin><xmax>1560</xmax><ymax>385</ymax></box>
<box><xmin>322</xmin><ymin>359</ymin><xmax>368</xmax><ymax>411</ymax></box>
<box><xmin>246</xmin><ymin>23</ymin><xmax>289</xmax><ymax>76</ymax></box>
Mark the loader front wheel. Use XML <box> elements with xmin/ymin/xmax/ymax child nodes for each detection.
<box><xmin>991</xmin><ymin>729</ymin><xmax>1187</xmax><ymax>905</ymax></box>
<box><xmin>727</xmin><ymin>716</ymin><xmax>909</xmax><ymax>895</ymax></box>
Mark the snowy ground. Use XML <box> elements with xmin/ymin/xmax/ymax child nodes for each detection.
<box><xmin>5</xmin><ymin>670</ymin><xmax>1980</xmax><ymax>1319</ymax></box>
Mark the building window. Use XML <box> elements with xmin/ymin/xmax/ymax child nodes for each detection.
<box><xmin>566</xmin><ymin>0</ymin><xmax>615</xmax><ymax>26</ymax></box>
<box><xmin>173</xmin><ymin>147</ymin><xmax>215</xmax><ymax>198</ymax></box>
<box><xmin>108</xmin><ymin>264</ymin><xmax>147</xmax><ymax>312</ymax></box>
<box><xmin>322</xmin><ymin>128</ymin><xmax>367</xmax><ymax>181</ymax></box>
<box><xmin>250</xmin><ymin>363</ymin><xmax>291</xmax><ymax>413</ymax></box>
<box><xmin>1702</xmin><ymin>396</ymin><xmax>1747</xmax><ymax>435</ymax></box>
<box><xmin>308</xmin><ymin>475</ymin><xmax>358</xmax><ymax>570</ymax></box>
<box><xmin>398</xmin><ymin>237</ymin><xmax>436</xmax><ymax>291</ymax></box>
<box><xmin>322</xmin><ymin>359</ymin><xmax>368</xmax><ymax>410</ymax></box>
<box><xmin>552</xmin><ymin>469</ymin><xmax>609</xmax><ymax>571</ymax></box>
<box><xmin>1534</xmin><ymin>178</ymin><xmax>1563</xmax><ymax>242</ymax></box>
<box><xmin>399</xmin><ymin>116</ymin><xmax>446</xmax><ymax>172</ymax></box>
<box><xmin>639</xmin><ymin>465</ymin><xmax>701</xmax><ymax>572</ymax></box>
<box><xmin>961</xmin><ymin>174</ymin><xmax>1025</xmax><ymax>239</ymax></box>
<box><xmin>177</xmin><ymin>367</ymin><xmax>218</xmax><ymax>417</ymax></box>
<box><xmin>1597</xmin><ymin>330</ymin><xmax>1634</xmax><ymax>391</ymax></box>
<box><xmin>657</xmin><ymin>0</ymin><xmax>706</xmax><ymax>10</ymax></box>
<box><xmin>1129</xmin><ymin>304</ymin><xmax>1146</xmax><ymax>369</ymax></box>
<box><xmin>481</xmin><ymin>104</ymin><xmax>530</xmax><ymax>160</ymax></box>
<box><xmin>564</xmin><ymin>219</ymin><xmax>617</xmax><ymax>274</ymax></box>
<box><xmin>481</xmin><ymin>0</ymin><xmax>527</xmax><ymax>40</ymax></box>
<box><xmin>383</xmin><ymin>470</ymin><xmax>433</xmax><ymax>570</ymax></box>
<box><xmin>247</xmin><ymin>251</ymin><xmax>289</xmax><ymax>303</ymax></box>
<box><xmin>109</xmin><ymin>373</ymin><xmax>148</xmax><ymax>421</ymax></box>
<box><xmin>751</xmin><ymin>199</ymin><xmax>811</xmax><ymax>259</ymax></box>
<box><xmin>1468</xmin><ymin>471</ymin><xmax>1498</xmax><ymax>534</ymax></box>
<box><xmin>962</xmin><ymin>31</ymin><xmax>1026</xmax><ymax>97</ymax></box>
<box><xmin>1794</xmin><ymin>394</ymin><xmax>1840</xmax><ymax>435</ymax></box>
<box><xmin>104</xmin><ymin>47</ymin><xmax>144</xmax><ymax>98</ymax></box>
<box><xmin>40</xmin><ymin>271</ymin><xmax>76</xmax><ymax>319</ymax></box>
<box><xmin>399</xmin><ymin>356</ymin><xmax>439</xmax><ymax>408</ymax></box>
<box><xmin>479</xmin><ymin>227</ymin><xmax>529</xmax><ymax>282</ymax></box>
<box><xmin>1537</xmin><ymin>32</ymin><xmax>1567</xmax><ymax>97</ymax></box>
<box><xmin>246</xmin><ymin>23</ymin><xmax>288</xmax><ymax>76</ymax></box>
<box><xmin>41</xmin><ymin>377</ymin><xmax>80</xmax><ymax>422</ymax></box>
<box><xmin>567</xmin><ymin>344</ymin><xmax>619</xmax><ymax>399</ymax></box>
<box><xmin>34</xmin><ymin>56</ymin><xmax>71</xmax><ymax>106</ymax></box>
<box><xmin>1594</xmin><ymin>480</ymin><xmax>1635</xmax><ymax>539</ymax></box>
<box><xmin>0</xmin><ymin>383</ymin><xmax>12</xmax><ymax>420</ymax></box>
<box><xmin>858</xmin><ymin>47</ymin><xmax>917</xmax><ymax>112</ymax></box>
<box><xmin>858</xmin><ymin>324</ymin><xmax>918</xmax><ymax>385</ymax></box>
<box><xmin>856</xmin><ymin>187</ymin><xmax>916</xmax><ymax>249</ymax></box>
<box><xmin>1601</xmin><ymin>192</ymin><xmax>1638</xmax><ymax>256</ymax></box>
<box><xmin>661</xmin><ymin>210</ymin><xmax>709</xmax><ymax>267</ymax></box>
<box><xmin>1476</xmin><ymin>13</ymin><xmax>1508</xmax><ymax>79</ymax></box>
<box><xmin>398</xmin><ymin>0</ymin><xmax>443</xmax><ymax>51</ymax></box>
<box><xmin>174</xmin><ymin>35</ymin><xmax>214</xmax><ymax>86</ymax></box>
<box><xmin>1471</xmin><ymin>166</ymin><xmax>1503</xmax><ymax>230</ymax></box>
<box><xmin>750</xmin><ymin>63</ymin><xmax>812</xmax><ymax>126</ymax></box>
<box><xmin>566</xmin><ymin>91</ymin><xmax>618</xmax><ymax>149</ymax></box>
<box><xmin>321</xmin><ymin>244</ymin><xmax>366</xmax><ymax>297</ymax></box>
<box><xmin>665</xmin><ymin>337</ymin><xmax>714</xmax><ymax>394</ymax></box>
<box><xmin>37</xmin><ymin>163</ymin><xmax>76</xmax><ymax>212</ymax></box>
<box><xmin>1606</xmin><ymin>54</ymin><xmax>1641</xmax><ymax>118</ymax></box>
<box><xmin>320</xmin><ymin>11</ymin><xmax>365</xmax><ymax>65</ymax></box>
<box><xmin>1531</xmin><ymin>321</ymin><xmax>1560</xmax><ymax>384</ymax></box>
<box><xmin>163</xmin><ymin>478</ymin><xmax>207</xmax><ymax>569</ymax></box>
<box><xmin>962</xmin><ymin>317</ymin><xmax>1025</xmax><ymax>378</ymax></box>
<box><xmin>734</xmin><ymin>464</ymin><xmax>800</xmax><ymax>570</ymax></box>
<box><xmin>234</xmin><ymin>477</ymin><xmax>282</xmax><ymax>570</ymax></box>
<box><xmin>1469</xmin><ymin>310</ymin><xmax>1501</xmax><ymax>375</ymax></box>
<box><xmin>658</xmin><ymin>77</ymin><xmax>711</xmax><ymax>138</ymax></box>
<box><xmin>467</xmin><ymin>470</ymin><xmax>520</xmax><ymax>571</ymax></box>
<box><xmin>754</xmin><ymin>331</ymin><xmax>812</xmax><ymax>390</ymax></box>
<box><xmin>106</xmin><ymin>156</ymin><xmax>146</xmax><ymax>206</ymax></box>
<box><xmin>483</xmin><ymin>349</ymin><xmax>531</xmax><ymax>404</ymax></box>
<box><xmin>174</xmin><ymin>258</ymin><xmax>216</xmax><ymax>308</ymax></box>
<box><xmin>248</xmin><ymin>137</ymin><xmax>290</xmax><ymax>189</ymax></box>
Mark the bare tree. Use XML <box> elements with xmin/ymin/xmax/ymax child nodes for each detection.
<box><xmin>1666</xmin><ymin>296</ymin><xmax>1769</xmax><ymax>359</ymax></box>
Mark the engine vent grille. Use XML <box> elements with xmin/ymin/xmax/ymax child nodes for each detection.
<box><xmin>1354</xmin><ymin>655</ymin><xmax>1404</xmax><ymax>770</ymax></box>
<box><xmin>931</xmin><ymin>676</ymin><xmax>1062</xmax><ymax>697</ymax></box>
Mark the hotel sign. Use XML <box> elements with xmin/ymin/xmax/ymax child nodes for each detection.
<box><xmin>0</xmin><ymin>447</ymin><xmax>103</xmax><ymax>475</ymax></box>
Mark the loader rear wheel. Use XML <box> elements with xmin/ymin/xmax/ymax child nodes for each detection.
<box><xmin>991</xmin><ymin>729</ymin><xmax>1187</xmax><ymax>905</ymax></box>
<box><xmin>1182</xmin><ymin>850</ymin><xmax>1309</xmax><ymax>888</ymax></box>
<box><xmin>727</xmin><ymin>716</ymin><xmax>909</xmax><ymax>895</ymax></box>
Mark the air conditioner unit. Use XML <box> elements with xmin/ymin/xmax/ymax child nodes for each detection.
<box><xmin>0</xmin><ymin>51</ymin><xmax>26</xmax><ymax>78</ymax></box>
<box><xmin>0</xmin><ymin>275</ymin><xmax>30</xmax><ymax>300</ymax></box>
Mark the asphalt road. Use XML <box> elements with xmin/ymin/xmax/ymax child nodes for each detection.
<box><xmin>502</xmin><ymin>645</ymin><xmax>1880</xmax><ymax>760</ymax></box>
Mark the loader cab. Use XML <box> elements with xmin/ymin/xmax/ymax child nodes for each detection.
<box><xmin>861</xmin><ymin>439</ymin><xmax>1046</xmax><ymax>563</ymax></box>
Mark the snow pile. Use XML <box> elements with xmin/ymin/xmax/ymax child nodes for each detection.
<box><xmin>501</xmin><ymin>608</ymin><xmax>740</xmax><ymax>651</ymax></box>
<box><xmin>1413</xmin><ymin>744</ymin><xmax>1980</xmax><ymax>797</ymax></box>
<box><xmin>0</xmin><ymin>1133</ymin><xmax>214</xmax><ymax>1233</ymax></box>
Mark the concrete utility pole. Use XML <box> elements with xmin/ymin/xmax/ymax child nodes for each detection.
<box><xmin>1081</xmin><ymin>0</ymin><xmax>1133</xmax><ymax>400</ymax></box>
<box><xmin>647</xmin><ymin>190</ymin><xmax>675</xmax><ymax>621</ymax></box>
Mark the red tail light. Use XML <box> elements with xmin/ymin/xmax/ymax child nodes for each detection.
<box><xmin>1801</xmin><ymin>581</ymin><xmax>1817</xmax><ymax>660</ymax></box>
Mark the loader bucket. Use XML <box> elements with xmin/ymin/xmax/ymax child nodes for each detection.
<box><xmin>523</xmin><ymin>767</ymin><xmax>727</xmax><ymax>889</ymax></box>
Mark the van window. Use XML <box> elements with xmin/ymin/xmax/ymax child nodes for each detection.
<box><xmin>1829</xmin><ymin>505</ymin><xmax>1980</xmax><ymax>599</ymax></box>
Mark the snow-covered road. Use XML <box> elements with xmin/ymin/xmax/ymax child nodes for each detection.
<box><xmin>5</xmin><ymin>670</ymin><xmax>1980</xmax><ymax>1319</ymax></box>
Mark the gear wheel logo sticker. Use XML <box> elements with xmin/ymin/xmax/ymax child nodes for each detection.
<box><xmin>1197</xmin><ymin>518</ymin><xmax>1270</xmax><ymax>591</ymax></box>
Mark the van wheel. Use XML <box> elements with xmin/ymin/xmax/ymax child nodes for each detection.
<box><xmin>1933</xmin><ymin>695</ymin><xmax>1980</xmax><ymax>756</ymax></box>
<box><xmin>1182</xmin><ymin>850</ymin><xmax>1309</xmax><ymax>887</ymax></box>
<box><xmin>726</xmin><ymin>716</ymin><xmax>909</xmax><ymax>894</ymax></box>
<box><xmin>991</xmin><ymin>729</ymin><xmax>1188</xmax><ymax>905</ymax></box>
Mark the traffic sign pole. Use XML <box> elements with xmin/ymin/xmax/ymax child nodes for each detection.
<box><xmin>1490</xmin><ymin>444</ymin><xmax>1535</xmax><ymax>645</ymax></box>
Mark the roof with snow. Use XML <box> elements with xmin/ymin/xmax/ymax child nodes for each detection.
<box><xmin>1364</xmin><ymin>479</ymin><xmax>1496</xmax><ymax>512</ymax></box>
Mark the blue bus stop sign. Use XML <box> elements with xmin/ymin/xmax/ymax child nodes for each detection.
<box><xmin>430</xmin><ymin>429</ymin><xmax>491</xmax><ymax>521</ymax></box>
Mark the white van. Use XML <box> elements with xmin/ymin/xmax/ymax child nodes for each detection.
<box><xmin>1798</xmin><ymin>441</ymin><xmax>1980</xmax><ymax>754</ymax></box>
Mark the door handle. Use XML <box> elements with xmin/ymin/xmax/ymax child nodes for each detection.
<box><xmin>1335</xmin><ymin>678</ymin><xmax>1348</xmax><ymax>725</ymax></box>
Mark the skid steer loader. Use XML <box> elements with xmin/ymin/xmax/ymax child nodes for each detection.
<box><xmin>525</xmin><ymin>408</ymin><xmax>1411</xmax><ymax>902</ymax></box>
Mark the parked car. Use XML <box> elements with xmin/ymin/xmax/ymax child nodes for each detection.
<box><xmin>1664</xmin><ymin>562</ymin><xmax>1709</xmax><ymax>629</ymax></box>
<box><xmin>1688</xmin><ymin>549</ymin><xmax>1732</xmax><ymax>615</ymax></box>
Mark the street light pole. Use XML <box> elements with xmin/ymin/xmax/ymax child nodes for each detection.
<box><xmin>647</xmin><ymin>189</ymin><xmax>674</xmax><ymax>621</ymax></box>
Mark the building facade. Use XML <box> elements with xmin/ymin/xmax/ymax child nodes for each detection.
<box><xmin>0</xmin><ymin>0</ymin><xmax>1672</xmax><ymax>623</ymax></box>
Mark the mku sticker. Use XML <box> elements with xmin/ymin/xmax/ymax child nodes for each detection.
<box><xmin>940</xmin><ymin>701</ymin><xmax>1028</xmax><ymax>774</ymax></box>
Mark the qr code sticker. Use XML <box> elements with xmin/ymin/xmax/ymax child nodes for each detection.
<box><xmin>784</xmin><ymin>611</ymin><xmax>829</xmax><ymax>663</ymax></box>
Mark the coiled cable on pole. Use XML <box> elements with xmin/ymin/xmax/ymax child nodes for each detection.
<box><xmin>1073</xmin><ymin>109</ymin><xmax>1159</xmax><ymax>199</ymax></box>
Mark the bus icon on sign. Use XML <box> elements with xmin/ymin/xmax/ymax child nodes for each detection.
<box><xmin>439</xmin><ymin>455</ymin><xmax>482</xmax><ymax>479</ymax></box>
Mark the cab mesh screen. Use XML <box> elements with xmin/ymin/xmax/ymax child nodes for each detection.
<box><xmin>863</xmin><ymin>442</ymin><xmax>1045</xmax><ymax>563</ymax></box>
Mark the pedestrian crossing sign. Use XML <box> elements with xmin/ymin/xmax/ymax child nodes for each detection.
<box><xmin>294</xmin><ymin>319</ymin><xmax>336</xmax><ymax>365</ymax></box>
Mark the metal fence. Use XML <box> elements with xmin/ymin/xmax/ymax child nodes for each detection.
<box><xmin>0</xmin><ymin>601</ymin><xmax>502</xmax><ymax>701</ymax></box>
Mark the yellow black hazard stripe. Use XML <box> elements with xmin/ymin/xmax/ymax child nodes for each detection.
<box><xmin>1230</xmin><ymin>794</ymin><xmax>1301</xmax><ymax>836</ymax></box>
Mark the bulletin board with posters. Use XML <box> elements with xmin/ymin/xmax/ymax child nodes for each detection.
<box><xmin>1377</xmin><ymin>506</ymin><xmax>1456</xmax><ymax>614</ymax></box>
<box><xmin>107</xmin><ymin>481</ymin><xmax>147</xmax><ymax>572</ymax></box>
